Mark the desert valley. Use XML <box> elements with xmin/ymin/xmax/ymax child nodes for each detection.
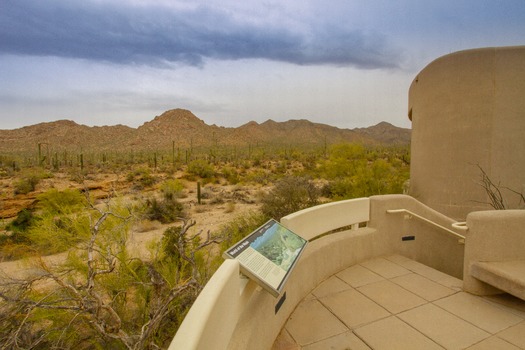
<box><xmin>0</xmin><ymin>108</ymin><xmax>411</xmax><ymax>348</ymax></box>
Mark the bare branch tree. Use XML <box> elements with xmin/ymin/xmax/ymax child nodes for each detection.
<box><xmin>476</xmin><ymin>164</ymin><xmax>525</xmax><ymax>210</ymax></box>
<box><xmin>0</xmin><ymin>197</ymin><xmax>222</xmax><ymax>349</ymax></box>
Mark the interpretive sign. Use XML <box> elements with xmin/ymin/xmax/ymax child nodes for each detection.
<box><xmin>223</xmin><ymin>219</ymin><xmax>307</xmax><ymax>297</ymax></box>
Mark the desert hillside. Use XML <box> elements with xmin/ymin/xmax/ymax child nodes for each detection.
<box><xmin>0</xmin><ymin>109</ymin><xmax>411</xmax><ymax>152</ymax></box>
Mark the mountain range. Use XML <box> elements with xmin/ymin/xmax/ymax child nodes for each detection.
<box><xmin>0</xmin><ymin>109</ymin><xmax>410</xmax><ymax>152</ymax></box>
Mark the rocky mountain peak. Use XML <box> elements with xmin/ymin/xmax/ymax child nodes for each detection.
<box><xmin>0</xmin><ymin>109</ymin><xmax>411</xmax><ymax>152</ymax></box>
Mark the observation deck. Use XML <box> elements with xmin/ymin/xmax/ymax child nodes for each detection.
<box><xmin>170</xmin><ymin>195</ymin><xmax>525</xmax><ymax>350</ymax></box>
<box><xmin>273</xmin><ymin>255</ymin><xmax>525</xmax><ymax>349</ymax></box>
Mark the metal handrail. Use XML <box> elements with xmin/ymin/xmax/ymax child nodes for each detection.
<box><xmin>386</xmin><ymin>209</ymin><xmax>466</xmax><ymax>242</ymax></box>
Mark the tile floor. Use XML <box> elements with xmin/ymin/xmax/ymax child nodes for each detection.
<box><xmin>272</xmin><ymin>255</ymin><xmax>525</xmax><ymax>350</ymax></box>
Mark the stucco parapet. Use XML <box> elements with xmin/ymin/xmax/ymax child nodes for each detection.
<box><xmin>467</xmin><ymin>209</ymin><xmax>525</xmax><ymax>221</ymax></box>
<box><xmin>409</xmin><ymin>46</ymin><xmax>525</xmax><ymax>95</ymax></box>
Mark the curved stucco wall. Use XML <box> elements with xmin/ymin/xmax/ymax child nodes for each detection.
<box><xmin>408</xmin><ymin>46</ymin><xmax>525</xmax><ymax>220</ymax></box>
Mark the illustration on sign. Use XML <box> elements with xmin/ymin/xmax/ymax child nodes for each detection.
<box><xmin>223</xmin><ymin>219</ymin><xmax>307</xmax><ymax>297</ymax></box>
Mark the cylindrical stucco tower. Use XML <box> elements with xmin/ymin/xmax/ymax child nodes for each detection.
<box><xmin>408</xmin><ymin>46</ymin><xmax>525</xmax><ymax>220</ymax></box>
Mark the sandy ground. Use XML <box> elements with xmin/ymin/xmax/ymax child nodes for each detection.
<box><xmin>0</xmin><ymin>179</ymin><xmax>263</xmax><ymax>281</ymax></box>
<box><xmin>127</xmin><ymin>201</ymin><xmax>259</xmax><ymax>260</ymax></box>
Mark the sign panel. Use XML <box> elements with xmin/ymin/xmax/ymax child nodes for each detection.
<box><xmin>223</xmin><ymin>219</ymin><xmax>307</xmax><ymax>297</ymax></box>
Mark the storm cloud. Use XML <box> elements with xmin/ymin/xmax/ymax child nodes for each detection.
<box><xmin>0</xmin><ymin>0</ymin><xmax>401</xmax><ymax>68</ymax></box>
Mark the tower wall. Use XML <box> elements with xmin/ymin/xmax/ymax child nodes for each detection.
<box><xmin>408</xmin><ymin>46</ymin><xmax>525</xmax><ymax>220</ymax></box>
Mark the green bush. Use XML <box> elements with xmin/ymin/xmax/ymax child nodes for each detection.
<box><xmin>221</xmin><ymin>166</ymin><xmax>240</xmax><ymax>184</ymax></box>
<box><xmin>144</xmin><ymin>196</ymin><xmax>184</xmax><ymax>224</ymax></box>
<box><xmin>2</xmin><ymin>189</ymin><xmax>88</xmax><ymax>258</ymax></box>
<box><xmin>218</xmin><ymin>211</ymin><xmax>269</xmax><ymax>252</ymax></box>
<box><xmin>261</xmin><ymin>176</ymin><xmax>320</xmax><ymax>220</ymax></box>
<box><xmin>6</xmin><ymin>208</ymin><xmax>35</xmax><ymax>235</ymax></box>
<box><xmin>160</xmin><ymin>179</ymin><xmax>185</xmax><ymax>200</ymax></box>
<box><xmin>127</xmin><ymin>167</ymin><xmax>157</xmax><ymax>189</ymax></box>
<box><xmin>187</xmin><ymin>159</ymin><xmax>215</xmax><ymax>179</ymax></box>
<box><xmin>13</xmin><ymin>169</ymin><xmax>51</xmax><ymax>194</ymax></box>
<box><xmin>13</xmin><ymin>178</ymin><xmax>36</xmax><ymax>195</ymax></box>
<box><xmin>245</xmin><ymin>168</ymin><xmax>272</xmax><ymax>185</ymax></box>
<box><xmin>316</xmin><ymin>144</ymin><xmax>410</xmax><ymax>199</ymax></box>
<box><xmin>2</xmin><ymin>209</ymin><xmax>34</xmax><ymax>252</ymax></box>
<box><xmin>318</xmin><ymin>143</ymin><xmax>367</xmax><ymax>179</ymax></box>
<box><xmin>161</xmin><ymin>225</ymin><xmax>203</xmax><ymax>273</ymax></box>
<box><xmin>36</xmin><ymin>188</ymin><xmax>86</xmax><ymax>215</ymax></box>
<box><xmin>28</xmin><ymin>213</ymin><xmax>91</xmax><ymax>254</ymax></box>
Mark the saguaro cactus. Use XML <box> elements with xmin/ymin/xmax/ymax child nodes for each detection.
<box><xmin>197</xmin><ymin>181</ymin><xmax>202</xmax><ymax>205</ymax></box>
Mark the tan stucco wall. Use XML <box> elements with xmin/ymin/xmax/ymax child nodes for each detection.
<box><xmin>408</xmin><ymin>46</ymin><xmax>525</xmax><ymax>220</ymax></box>
<box><xmin>170</xmin><ymin>195</ymin><xmax>465</xmax><ymax>350</ymax></box>
<box><xmin>463</xmin><ymin>210</ymin><xmax>525</xmax><ymax>296</ymax></box>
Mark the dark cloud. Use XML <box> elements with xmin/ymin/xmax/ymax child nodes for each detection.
<box><xmin>0</xmin><ymin>0</ymin><xmax>401</xmax><ymax>69</ymax></box>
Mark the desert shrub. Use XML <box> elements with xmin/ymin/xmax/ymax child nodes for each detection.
<box><xmin>326</xmin><ymin>178</ymin><xmax>355</xmax><ymax>199</ymax></box>
<box><xmin>0</xmin><ymin>202</ymin><xmax>217</xmax><ymax>349</ymax></box>
<box><xmin>13</xmin><ymin>170</ymin><xmax>48</xmax><ymax>195</ymax></box>
<box><xmin>2</xmin><ymin>189</ymin><xmax>88</xmax><ymax>257</ymax></box>
<box><xmin>17</xmin><ymin>189</ymin><xmax>90</xmax><ymax>254</ymax></box>
<box><xmin>28</xmin><ymin>212</ymin><xmax>91</xmax><ymax>254</ymax></box>
<box><xmin>245</xmin><ymin>168</ymin><xmax>272</xmax><ymax>185</ymax></box>
<box><xmin>1</xmin><ymin>209</ymin><xmax>34</xmax><ymax>255</ymax></box>
<box><xmin>126</xmin><ymin>171</ymin><xmax>135</xmax><ymax>182</ymax></box>
<box><xmin>477</xmin><ymin>164</ymin><xmax>525</xmax><ymax>209</ymax></box>
<box><xmin>221</xmin><ymin>166</ymin><xmax>240</xmax><ymax>184</ymax></box>
<box><xmin>224</xmin><ymin>202</ymin><xmax>236</xmax><ymax>213</ymax></box>
<box><xmin>218</xmin><ymin>211</ymin><xmax>268</xmax><ymax>252</ymax></box>
<box><xmin>318</xmin><ymin>143</ymin><xmax>367</xmax><ymax>180</ymax></box>
<box><xmin>316</xmin><ymin>143</ymin><xmax>410</xmax><ymax>199</ymax></box>
<box><xmin>325</xmin><ymin>157</ymin><xmax>408</xmax><ymax>199</ymax></box>
<box><xmin>160</xmin><ymin>179</ymin><xmax>185</xmax><ymax>200</ymax></box>
<box><xmin>0</xmin><ymin>241</ymin><xmax>35</xmax><ymax>260</ymax></box>
<box><xmin>143</xmin><ymin>196</ymin><xmax>184</xmax><ymax>224</ymax></box>
<box><xmin>274</xmin><ymin>160</ymin><xmax>289</xmax><ymax>175</ymax></box>
<box><xmin>36</xmin><ymin>188</ymin><xmax>86</xmax><ymax>215</ymax></box>
<box><xmin>0</xmin><ymin>189</ymin><xmax>87</xmax><ymax>259</ymax></box>
<box><xmin>261</xmin><ymin>176</ymin><xmax>320</xmax><ymax>220</ymax></box>
<box><xmin>6</xmin><ymin>208</ymin><xmax>35</xmax><ymax>236</ymax></box>
<box><xmin>134</xmin><ymin>219</ymin><xmax>163</xmax><ymax>233</ymax></box>
<box><xmin>127</xmin><ymin>167</ymin><xmax>157</xmax><ymax>189</ymax></box>
<box><xmin>187</xmin><ymin>159</ymin><xmax>215</xmax><ymax>179</ymax></box>
<box><xmin>209</xmin><ymin>195</ymin><xmax>225</xmax><ymax>205</ymax></box>
<box><xmin>161</xmin><ymin>225</ymin><xmax>204</xmax><ymax>273</ymax></box>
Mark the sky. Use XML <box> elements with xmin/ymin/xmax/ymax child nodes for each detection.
<box><xmin>1</xmin><ymin>0</ymin><xmax>524</xmax><ymax>130</ymax></box>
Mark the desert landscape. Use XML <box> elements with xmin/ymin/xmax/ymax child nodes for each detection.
<box><xmin>0</xmin><ymin>108</ymin><xmax>411</xmax><ymax>348</ymax></box>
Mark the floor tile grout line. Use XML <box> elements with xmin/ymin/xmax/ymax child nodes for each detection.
<box><xmin>277</xmin><ymin>255</ymin><xmax>525</xmax><ymax>350</ymax></box>
<box><xmin>310</xmin><ymin>278</ymin><xmax>355</xmax><ymax>300</ymax></box>
<box><xmin>357</xmin><ymin>258</ymin><xmax>412</xmax><ymax>280</ymax></box>
<box><xmin>316</xmin><ymin>288</ymin><xmax>393</xmax><ymax>332</ymax></box>
<box><xmin>337</xmin><ymin>264</ymin><xmax>386</xmax><ymax>288</ymax></box>
<box><xmin>477</xmin><ymin>295</ymin><xmax>525</xmax><ymax>320</ymax></box>
<box><xmin>436</xmin><ymin>292</ymin><xmax>525</xmax><ymax>323</ymax></box>
<box><xmin>284</xmin><ymin>296</ymin><xmax>349</xmax><ymax>349</ymax></box>
<box><xmin>385</xmin><ymin>256</ymin><xmax>463</xmax><ymax>287</ymax></box>
<box><xmin>382</xmin><ymin>314</ymin><xmax>447</xmax><ymax>350</ymax></box>
<box><xmin>387</xmin><ymin>257</ymin><xmax>466</xmax><ymax>294</ymax></box>
<box><xmin>467</xmin><ymin>334</ymin><xmax>523</xmax><ymax>350</ymax></box>
<box><xmin>350</xmin><ymin>328</ymin><xmax>375</xmax><ymax>350</ymax></box>
<box><xmin>388</xmin><ymin>273</ymin><xmax>461</xmax><ymax>303</ymax></box>
<box><xmin>429</xmin><ymin>299</ymin><xmax>498</xmax><ymax>336</ymax></box>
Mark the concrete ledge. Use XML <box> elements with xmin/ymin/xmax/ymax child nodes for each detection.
<box><xmin>169</xmin><ymin>259</ymin><xmax>249</xmax><ymax>350</ymax></box>
<box><xmin>471</xmin><ymin>260</ymin><xmax>525</xmax><ymax>300</ymax></box>
<box><xmin>463</xmin><ymin>210</ymin><xmax>525</xmax><ymax>296</ymax></box>
<box><xmin>281</xmin><ymin>198</ymin><xmax>370</xmax><ymax>241</ymax></box>
<box><xmin>228</xmin><ymin>226</ymin><xmax>388</xmax><ymax>350</ymax></box>
<box><xmin>170</xmin><ymin>195</ymin><xmax>465</xmax><ymax>349</ymax></box>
